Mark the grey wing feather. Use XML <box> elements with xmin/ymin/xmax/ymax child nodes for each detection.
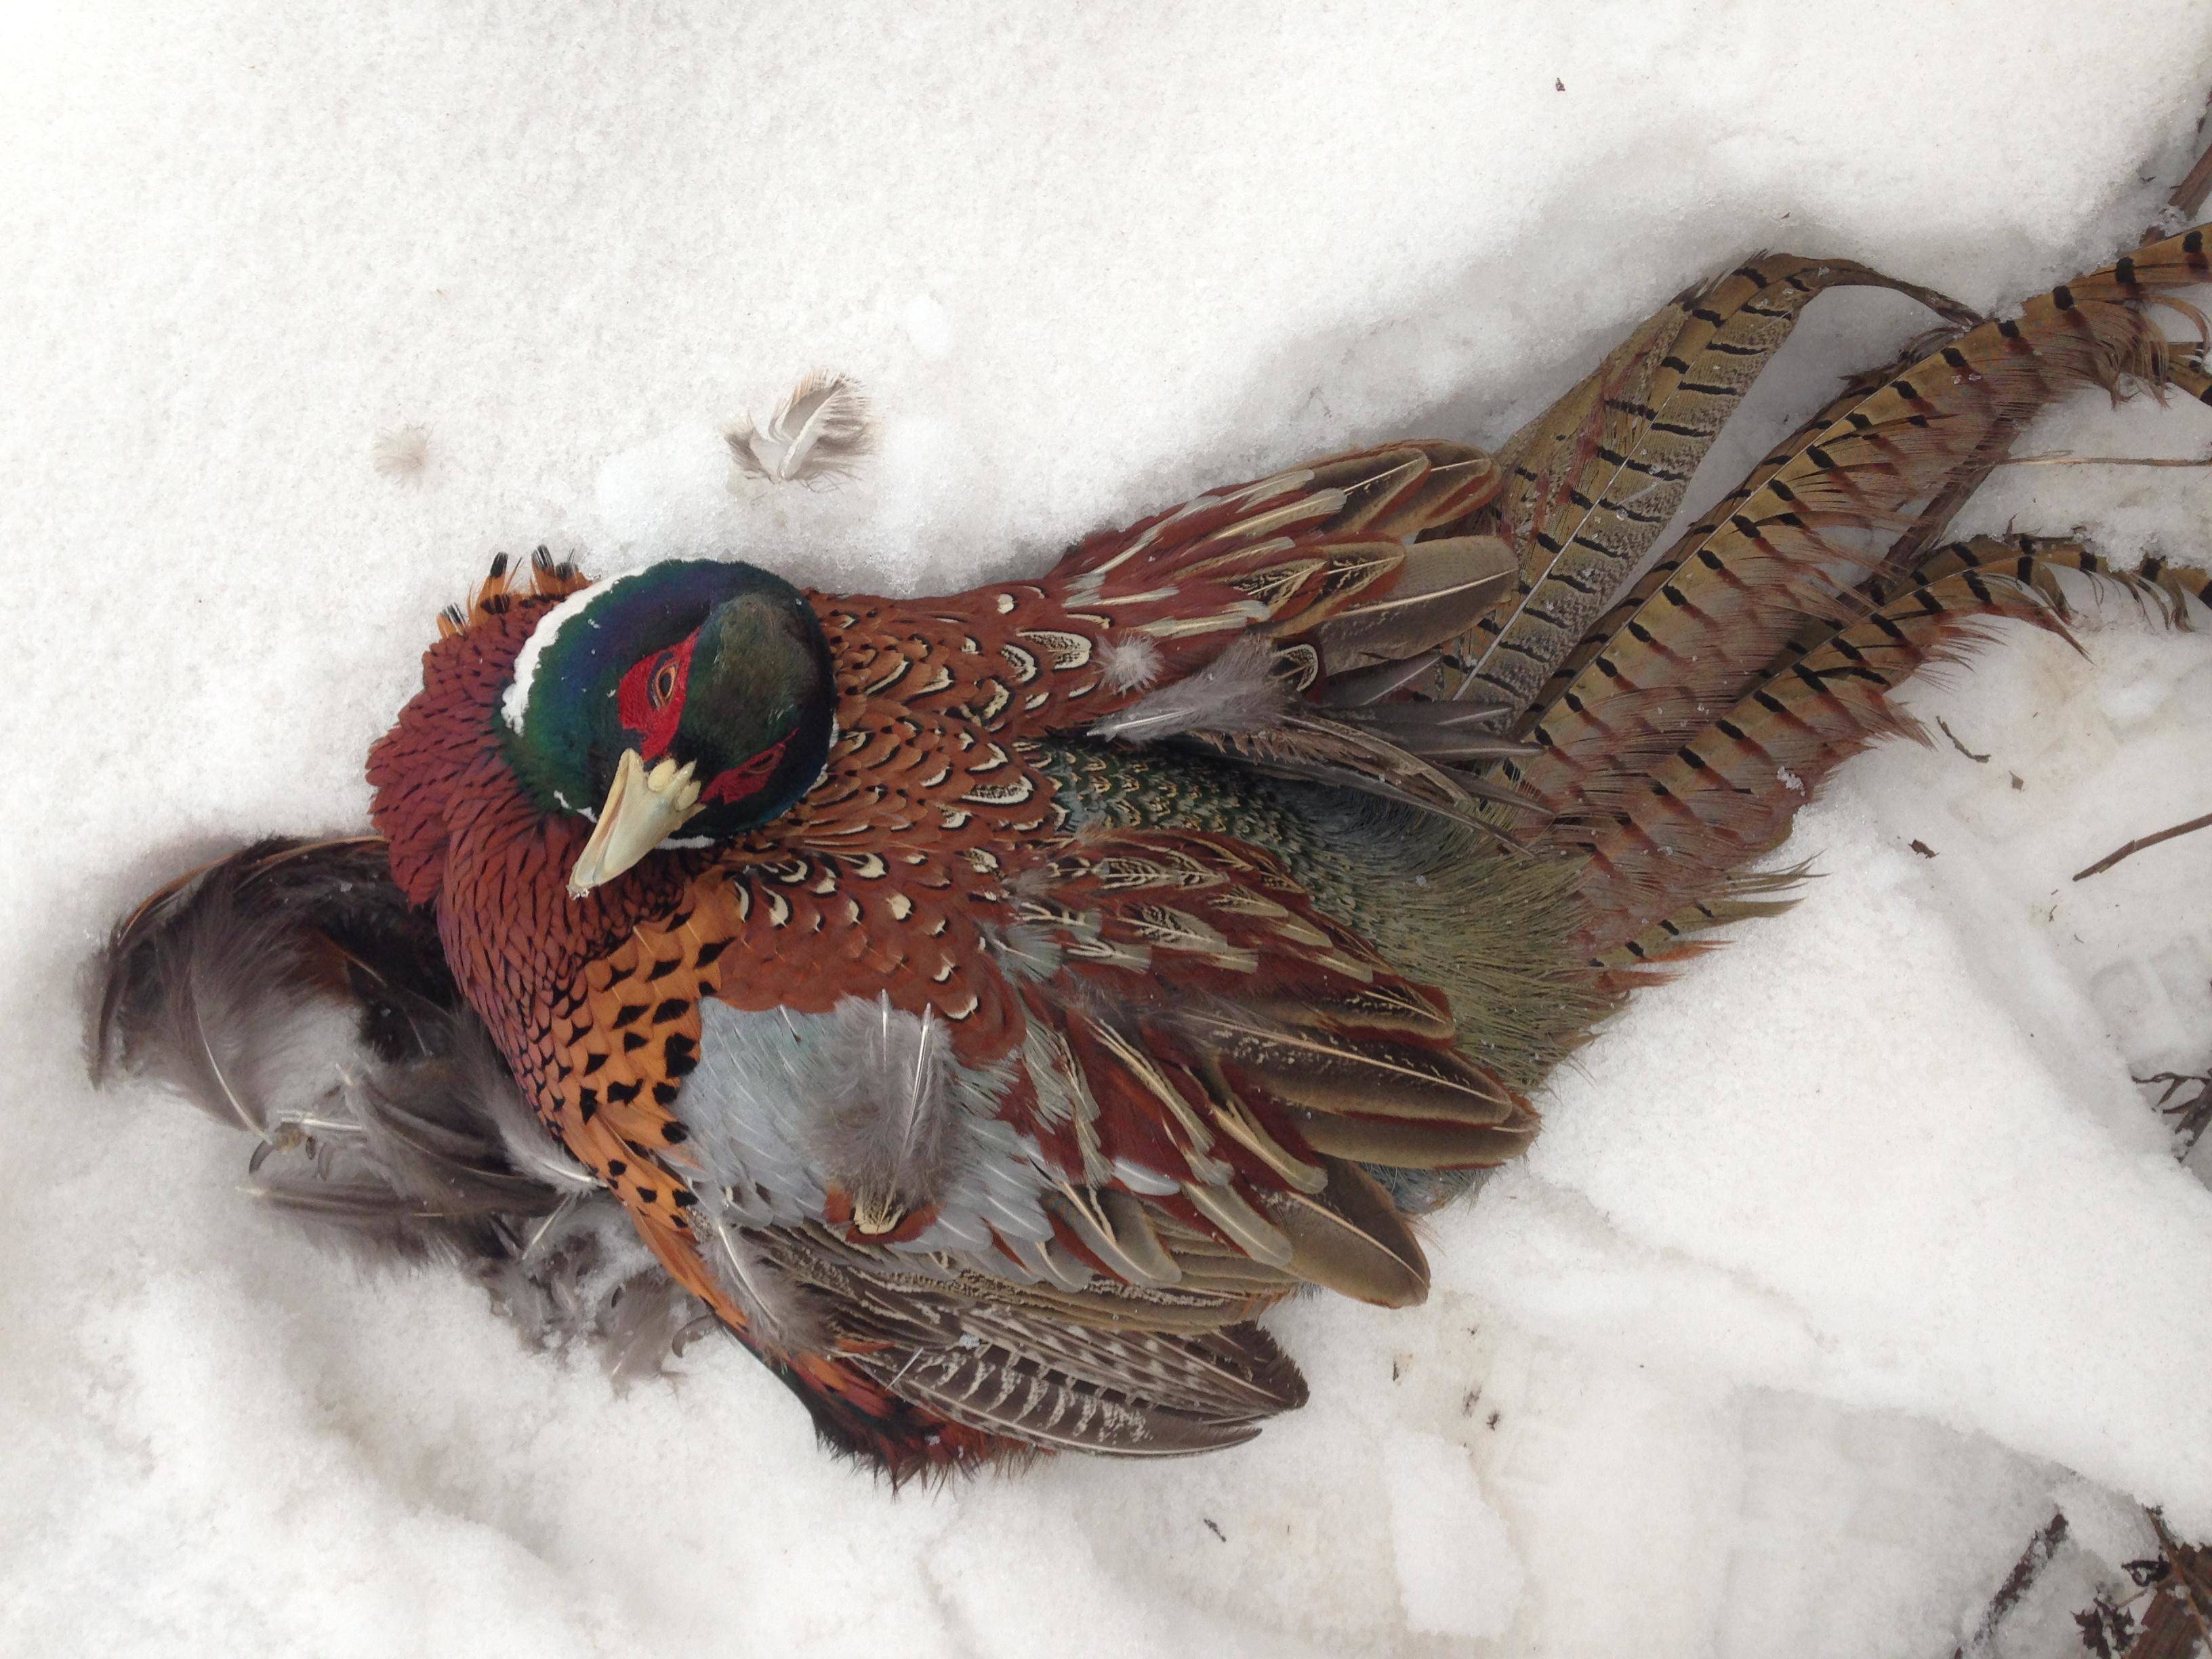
<box><xmin>93</xmin><ymin>837</ymin><xmax>699</xmax><ymax>1372</ymax></box>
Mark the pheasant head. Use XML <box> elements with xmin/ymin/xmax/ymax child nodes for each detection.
<box><xmin>497</xmin><ymin>559</ymin><xmax>838</xmax><ymax>894</ymax></box>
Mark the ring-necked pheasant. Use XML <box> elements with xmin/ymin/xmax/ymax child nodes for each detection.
<box><xmin>97</xmin><ymin>226</ymin><xmax>2212</xmax><ymax>1480</ymax></box>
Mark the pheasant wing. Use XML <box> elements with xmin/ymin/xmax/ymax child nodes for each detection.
<box><xmin>518</xmin><ymin>804</ymin><xmax>1528</xmax><ymax>1470</ymax></box>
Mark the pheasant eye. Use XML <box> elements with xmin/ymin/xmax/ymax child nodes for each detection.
<box><xmin>615</xmin><ymin>636</ymin><xmax>697</xmax><ymax>758</ymax></box>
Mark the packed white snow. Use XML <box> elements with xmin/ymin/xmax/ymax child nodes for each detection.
<box><xmin>4</xmin><ymin>6</ymin><xmax>2211</xmax><ymax>1656</ymax></box>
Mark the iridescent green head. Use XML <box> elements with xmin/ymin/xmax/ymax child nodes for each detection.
<box><xmin>499</xmin><ymin>559</ymin><xmax>836</xmax><ymax>895</ymax></box>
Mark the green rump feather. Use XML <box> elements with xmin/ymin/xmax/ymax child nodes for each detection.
<box><xmin>1034</xmin><ymin>739</ymin><xmax>1604</xmax><ymax>1210</ymax></box>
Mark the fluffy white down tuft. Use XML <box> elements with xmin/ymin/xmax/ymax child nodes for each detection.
<box><xmin>1088</xmin><ymin>636</ymin><xmax>1288</xmax><ymax>743</ymax></box>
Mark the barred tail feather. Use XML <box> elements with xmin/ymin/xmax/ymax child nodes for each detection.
<box><xmin>1568</xmin><ymin>537</ymin><xmax>2207</xmax><ymax>971</ymax></box>
<box><xmin>1446</xmin><ymin>255</ymin><xmax>1979</xmax><ymax>709</ymax></box>
<box><xmin>1505</xmin><ymin>227</ymin><xmax>2211</xmax><ymax>865</ymax></box>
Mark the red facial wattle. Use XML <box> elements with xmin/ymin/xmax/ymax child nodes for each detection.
<box><xmin>699</xmin><ymin>738</ymin><xmax>788</xmax><ymax>806</ymax></box>
<box><xmin>615</xmin><ymin>635</ymin><xmax>697</xmax><ymax>760</ymax></box>
<box><xmin>616</xmin><ymin>636</ymin><xmax>791</xmax><ymax>810</ymax></box>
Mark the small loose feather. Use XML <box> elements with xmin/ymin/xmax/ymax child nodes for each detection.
<box><xmin>372</xmin><ymin>425</ymin><xmax>429</xmax><ymax>480</ymax></box>
<box><xmin>1089</xmin><ymin>636</ymin><xmax>1290</xmax><ymax>743</ymax></box>
<box><xmin>1097</xmin><ymin>634</ymin><xmax>1164</xmax><ymax>693</ymax></box>
<box><xmin>726</xmin><ymin>372</ymin><xmax>874</xmax><ymax>485</ymax></box>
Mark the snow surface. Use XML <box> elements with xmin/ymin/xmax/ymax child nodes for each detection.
<box><xmin>6</xmin><ymin>6</ymin><xmax>2212</xmax><ymax>1655</ymax></box>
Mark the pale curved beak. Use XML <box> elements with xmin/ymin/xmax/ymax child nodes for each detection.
<box><xmin>567</xmin><ymin>749</ymin><xmax>704</xmax><ymax>898</ymax></box>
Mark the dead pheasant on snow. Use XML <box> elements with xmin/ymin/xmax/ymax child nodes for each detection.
<box><xmin>95</xmin><ymin>225</ymin><xmax>2212</xmax><ymax>1481</ymax></box>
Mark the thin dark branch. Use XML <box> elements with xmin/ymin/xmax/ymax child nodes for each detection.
<box><xmin>2133</xmin><ymin>1065</ymin><xmax>2212</xmax><ymax>1160</ymax></box>
<box><xmin>2072</xmin><ymin>813</ymin><xmax>2212</xmax><ymax>882</ymax></box>
<box><xmin>2173</xmin><ymin>143</ymin><xmax>2212</xmax><ymax>217</ymax></box>
<box><xmin>1954</xmin><ymin>1511</ymin><xmax>2069</xmax><ymax>1658</ymax></box>
<box><xmin>1938</xmin><ymin>718</ymin><xmax>1990</xmax><ymax>763</ymax></box>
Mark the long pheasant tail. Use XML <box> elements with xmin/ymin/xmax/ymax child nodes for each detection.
<box><xmin>1502</xmin><ymin>356</ymin><xmax>1923</xmax><ymax>801</ymax></box>
<box><xmin>1445</xmin><ymin>256</ymin><xmax>1980</xmax><ymax>708</ymax></box>
<box><xmin>1574</xmin><ymin>531</ymin><xmax>2207</xmax><ymax>980</ymax></box>
<box><xmin>1515</xmin><ymin>228</ymin><xmax>2211</xmax><ymax>815</ymax></box>
<box><xmin>1498</xmin><ymin>224</ymin><xmax>2212</xmax><ymax>977</ymax></box>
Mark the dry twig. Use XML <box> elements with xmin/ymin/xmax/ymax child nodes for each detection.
<box><xmin>1953</xmin><ymin>1513</ymin><xmax>2070</xmax><ymax>1658</ymax></box>
<box><xmin>1938</xmin><ymin>718</ymin><xmax>1990</xmax><ymax>762</ymax></box>
<box><xmin>2171</xmin><ymin>84</ymin><xmax>2212</xmax><ymax>217</ymax></box>
<box><xmin>2134</xmin><ymin>1067</ymin><xmax>2212</xmax><ymax>1157</ymax></box>
<box><xmin>2173</xmin><ymin>144</ymin><xmax>2212</xmax><ymax>218</ymax></box>
<box><xmin>2072</xmin><ymin>813</ymin><xmax>2212</xmax><ymax>882</ymax></box>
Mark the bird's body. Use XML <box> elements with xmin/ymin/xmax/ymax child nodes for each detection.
<box><xmin>364</xmin><ymin>443</ymin><xmax>1603</xmax><ymax>1471</ymax></box>
<box><xmin>101</xmin><ymin>226</ymin><xmax>2212</xmax><ymax>1479</ymax></box>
